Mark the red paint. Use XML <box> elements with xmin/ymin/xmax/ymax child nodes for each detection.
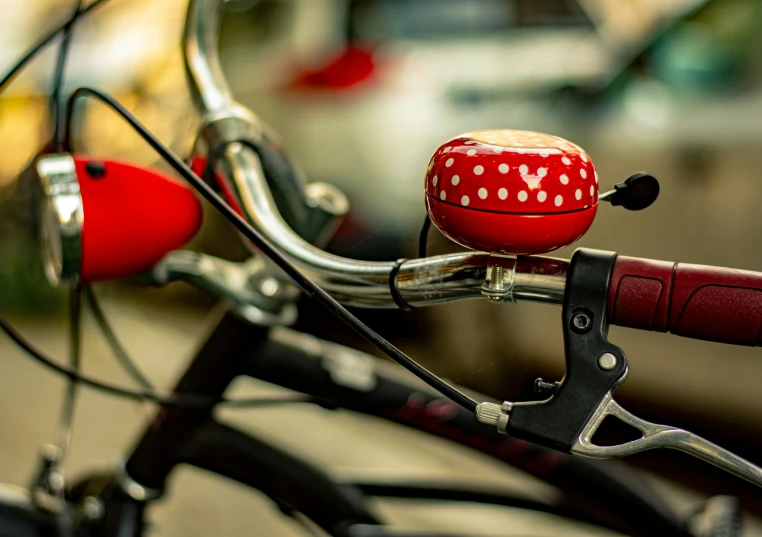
<box><xmin>75</xmin><ymin>157</ymin><xmax>203</xmax><ymax>283</ymax></box>
<box><xmin>425</xmin><ymin>130</ymin><xmax>598</xmax><ymax>254</ymax></box>
<box><xmin>609</xmin><ymin>256</ymin><xmax>762</xmax><ymax>346</ymax></box>
<box><xmin>287</xmin><ymin>46</ymin><xmax>376</xmax><ymax>91</ymax></box>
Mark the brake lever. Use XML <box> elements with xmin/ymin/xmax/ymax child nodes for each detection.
<box><xmin>573</xmin><ymin>392</ymin><xmax>762</xmax><ymax>486</ymax></box>
<box><xmin>476</xmin><ymin>248</ymin><xmax>762</xmax><ymax>488</ymax></box>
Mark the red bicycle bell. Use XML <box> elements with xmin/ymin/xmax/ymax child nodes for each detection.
<box><xmin>425</xmin><ymin>130</ymin><xmax>598</xmax><ymax>255</ymax></box>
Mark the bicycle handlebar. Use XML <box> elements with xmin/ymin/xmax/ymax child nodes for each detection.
<box><xmin>609</xmin><ymin>256</ymin><xmax>762</xmax><ymax>346</ymax></box>
<box><xmin>183</xmin><ymin>0</ymin><xmax>762</xmax><ymax>349</ymax></box>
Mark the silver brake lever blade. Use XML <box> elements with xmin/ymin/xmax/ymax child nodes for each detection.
<box><xmin>571</xmin><ymin>393</ymin><xmax>762</xmax><ymax>488</ymax></box>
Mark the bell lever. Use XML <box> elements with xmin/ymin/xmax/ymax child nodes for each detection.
<box><xmin>475</xmin><ymin>248</ymin><xmax>762</xmax><ymax>488</ymax></box>
<box><xmin>599</xmin><ymin>172</ymin><xmax>659</xmax><ymax>211</ymax></box>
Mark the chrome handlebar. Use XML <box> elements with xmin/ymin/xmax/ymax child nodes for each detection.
<box><xmin>184</xmin><ymin>0</ymin><xmax>566</xmax><ymax>308</ymax></box>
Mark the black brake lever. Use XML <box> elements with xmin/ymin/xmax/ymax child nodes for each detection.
<box><xmin>475</xmin><ymin>248</ymin><xmax>762</xmax><ymax>488</ymax></box>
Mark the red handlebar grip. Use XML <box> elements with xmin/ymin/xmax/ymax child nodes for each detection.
<box><xmin>608</xmin><ymin>256</ymin><xmax>762</xmax><ymax>346</ymax></box>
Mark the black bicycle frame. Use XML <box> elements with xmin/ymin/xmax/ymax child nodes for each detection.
<box><xmin>77</xmin><ymin>307</ymin><xmax>690</xmax><ymax>537</ymax></box>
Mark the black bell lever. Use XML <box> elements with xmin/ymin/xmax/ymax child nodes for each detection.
<box><xmin>599</xmin><ymin>172</ymin><xmax>660</xmax><ymax>211</ymax></box>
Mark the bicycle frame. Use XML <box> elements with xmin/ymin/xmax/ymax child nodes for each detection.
<box><xmin>64</xmin><ymin>308</ymin><xmax>682</xmax><ymax>537</ymax></box>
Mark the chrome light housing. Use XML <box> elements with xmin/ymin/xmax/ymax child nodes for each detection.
<box><xmin>36</xmin><ymin>154</ymin><xmax>83</xmax><ymax>286</ymax></box>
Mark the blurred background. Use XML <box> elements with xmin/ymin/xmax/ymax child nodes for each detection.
<box><xmin>2</xmin><ymin>0</ymin><xmax>762</xmax><ymax>534</ymax></box>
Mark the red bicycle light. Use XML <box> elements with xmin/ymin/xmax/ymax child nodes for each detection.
<box><xmin>424</xmin><ymin>130</ymin><xmax>598</xmax><ymax>255</ymax></box>
<box><xmin>37</xmin><ymin>154</ymin><xmax>203</xmax><ymax>285</ymax></box>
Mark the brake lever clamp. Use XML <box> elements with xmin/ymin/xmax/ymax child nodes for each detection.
<box><xmin>476</xmin><ymin>248</ymin><xmax>762</xmax><ymax>488</ymax></box>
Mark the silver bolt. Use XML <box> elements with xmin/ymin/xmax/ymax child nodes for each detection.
<box><xmin>259</xmin><ymin>277</ymin><xmax>279</xmax><ymax>297</ymax></box>
<box><xmin>598</xmin><ymin>353</ymin><xmax>618</xmax><ymax>371</ymax></box>
<box><xmin>572</xmin><ymin>312</ymin><xmax>592</xmax><ymax>332</ymax></box>
<box><xmin>83</xmin><ymin>496</ymin><xmax>104</xmax><ymax>520</ymax></box>
<box><xmin>481</xmin><ymin>255</ymin><xmax>516</xmax><ymax>302</ymax></box>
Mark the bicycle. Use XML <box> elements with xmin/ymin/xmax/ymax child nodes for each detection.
<box><xmin>0</xmin><ymin>0</ymin><xmax>758</xmax><ymax>536</ymax></box>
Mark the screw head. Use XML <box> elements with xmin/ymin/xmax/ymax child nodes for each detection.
<box><xmin>598</xmin><ymin>352</ymin><xmax>618</xmax><ymax>371</ymax></box>
<box><xmin>259</xmin><ymin>277</ymin><xmax>279</xmax><ymax>297</ymax></box>
<box><xmin>85</xmin><ymin>161</ymin><xmax>107</xmax><ymax>179</ymax></box>
<box><xmin>571</xmin><ymin>311</ymin><xmax>592</xmax><ymax>333</ymax></box>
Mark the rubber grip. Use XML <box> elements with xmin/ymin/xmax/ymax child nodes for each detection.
<box><xmin>608</xmin><ymin>256</ymin><xmax>762</xmax><ymax>346</ymax></box>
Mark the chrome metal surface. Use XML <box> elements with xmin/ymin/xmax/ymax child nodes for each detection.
<box><xmin>150</xmin><ymin>251</ymin><xmax>298</xmax><ymax>326</ymax></box>
<box><xmin>598</xmin><ymin>189</ymin><xmax>616</xmax><ymax>202</ymax></box>
<box><xmin>36</xmin><ymin>154</ymin><xmax>83</xmax><ymax>285</ymax></box>
<box><xmin>481</xmin><ymin>254</ymin><xmax>517</xmax><ymax>302</ymax></box>
<box><xmin>572</xmin><ymin>393</ymin><xmax>762</xmax><ymax>488</ymax></box>
<box><xmin>218</xmin><ymin>142</ymin><xmax>568</xmax><ymax>308</ymax></box>
<box><xmin>116</xmin><ymin>464</ymin><xmax>161</xmax><ymax>502</ymax></box>
<box><xmin>597</xmin><ymin>353</ymin><xmax>617</xmax><ymax>371</ymax></box>
<box><xmin>184</xmin><ymin>0</ymin><xmax>232</xmax><ymax>116</ymax></box>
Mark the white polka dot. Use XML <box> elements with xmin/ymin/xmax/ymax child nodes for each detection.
<box><xmin>518</xmin><ymin>191</ymin><xmax>528</xmax><ymax>202</ymax></box>
<box><xmin>516</xmin><ymin>148</ymin><xmax>527</xmax><ymax>154</ymax></box>
<box><xmin>464</xmin><ymin>141</ymin><xmax>476</xmax><ymax>145</ymax></box>
<box><xmin>451</xmin><ymin>175</ymin><xmax>460</xmax><ymax>185</ymax></box>
<box><xmin>446</xmin><ymin>158</ymin><xmax>454</xmax><ymax>167</ymax></box>
<box><xmin>581</xmin><ymin>154</ymin><xmax>588</xmax><ymax>162</ymax></box>
<box><xmin>433</xmin><ymin>175</ymin><xmax>438</xmax><ymax>186</ymax></box>
<box><xmin>444</xmin><ymin>147</ymin><xmax>452</xmax><ymax>153</ymax></box>
<box><xmin>537</xmin><ymin>191</ymin><xmax>547</xmax><ymax>202</ymax></box>
<box><xmin>466</xmin><ymin>149</ymin><xmax>477</xmax><ymax>156</ymax></box>
<box><xmin>562</xmin><ymin>157</ymin><xmax>571</xmax><ymax>165</ymax></box>
<box><xmin>575</xmin><ymin>189</ymin><xmax>582</xmax><ymax>200</ymax></box>
<box><xmin>539</xmin><ymin>150</ymin><xmax>549</xmax><ymax>157</ymax></box>
<box><xmin>440</xmin><ymin>191</ymin><xmax>446</xmax><ymax>201</ymax></box>
<box><xmin>461</xmin><ymin>195</ymin><xmax>470</xmax><ymax>206</ymax></box>
<box><xmin>537</xmin><ymin>167</ymin><xmax>547</xmax><ymax>177</ymax></box>
<box><xmin>594</xmin><ymin>171</ymin><xmax>599</xmax><ymax>184</ymax></box>
<box><xmin>519</xmin><ymin>164</ymin><xmax>529</xmax><ymax>174</ymax></box>
<box><xmin>560</xmin><ymin>174</ymin><xmax>569</xmax><ymax>185</ymax></box>
<box><xmin>498</xmin><ymin>163</ymin><xmax>509</xmax><ymax>174</ymax></box>
<box><xmin>473</xmin><ymin>165</ymin><xmax>484</xmax><ymax>175</ymax></box>
<box><xmin>589</xmin><ymin>185</ymin><xmax>594</xmax><ymax>196</ymax></box>
<box><xmin>580</xmin><ymin>169</ymin><xmax>587</xmax><ymax>179</ymax></box>
<box><xmin>492</xmin><ymin>147</ymin><xmax>503</xmax><ymax>154</ymax></box>
<box><xmin>478</xmin><ymin>188</ymin><xmax>488</xmax><ymax>199</ymax></box>
<box><xmin>554</xmin><ymin>195</ymin><xmax>563</xmax><ymax>207</ymax></box>
<box><xmin>498</xmin><ymin>188</ymin><xmax>508</xmax><ymax>200</ymax></box>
